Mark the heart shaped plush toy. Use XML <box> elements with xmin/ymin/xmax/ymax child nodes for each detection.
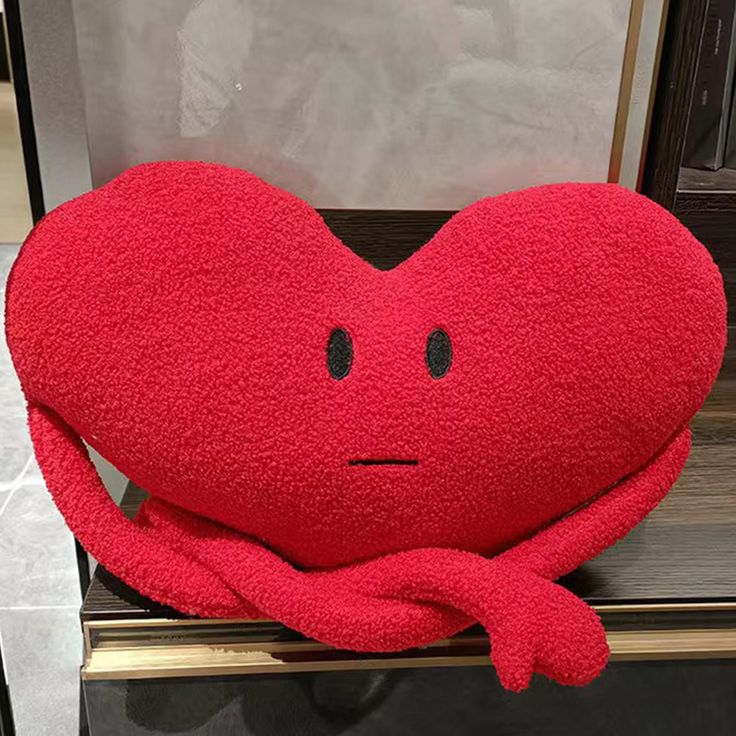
<box><xmin>5</xmin><ymin>162</ymin><xmax>726</xmax><ymax>691</ymax></box>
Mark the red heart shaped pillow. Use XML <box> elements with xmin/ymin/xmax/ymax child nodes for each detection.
<box><xmin>5</xmin><ymin>162</ymin><xmax>726</xmax><ymax>691</ymax></box>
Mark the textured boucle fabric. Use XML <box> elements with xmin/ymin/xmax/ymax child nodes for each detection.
<box><xmin>5</xmin><ymin>161</ymin><xmax>727</xmax><ymax>691</ymax></box>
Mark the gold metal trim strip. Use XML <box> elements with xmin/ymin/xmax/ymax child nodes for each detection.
<box><xmin>609</xmin><ymin>0</ymin><xmax>646</xmax><ymax>183</ymax></box>
<box><xmin>607</xmin><ymin>628</ymin><xmax>736</xmax><ymax>661</ymax></box>
<box><xmin>83</xmin><ymin>648</ymin><xmax>488</xmax><ymax>681</ymax></box>
<box><xmin>82</xmin><ymin>627</ymin><xmax>736</xmax><ymax>681</ymax></box>
<box><xmin>593</xmin><ymin>602</ymin><xmax>736</xmax><ymax>614</ymax></box>
<box><xmin>84</xmin><ymin>617</ymin><xmax>271</xmax><ymax>630</ymax></box>
<box><xmin>83</xmin><ymin>603</ymin><xmax>736</xmax><ymax>679</ymax></box>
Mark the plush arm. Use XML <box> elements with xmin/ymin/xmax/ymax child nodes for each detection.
<box><xmin>27</xmin><ymin>404</ymin><xmax>463</xmax><ymax>632</ymax></box>
<box><xmin>27</xmin><ymin>404</ymin><xmax>251</xmax><ymax>617</ymax></box>
<box><xmin>496</xmin><ymin>427</ymin><xmax>691</xmax><ymax>578</ymax></box>
<box><xmin>28</xmin><ymin>403</ymin><xmax>690</xmax><ymax>691</ymax></box>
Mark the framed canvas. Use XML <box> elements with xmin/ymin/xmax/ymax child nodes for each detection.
<box><xmin>12</xmin><ymin>0</ymin><xmax>669</xmax><ymax>215</ymax></box>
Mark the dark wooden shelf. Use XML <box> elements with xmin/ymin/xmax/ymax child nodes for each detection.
<box><xmin>679</xmin><ymin>167</ymin><xmax>736</xmax><ymax>192</ymax></box>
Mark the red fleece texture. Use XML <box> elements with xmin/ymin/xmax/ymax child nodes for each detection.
<box><xmin>5</xmin><ymin>162</ymin><xmax>726</xmax><ymax>691</ymax></box>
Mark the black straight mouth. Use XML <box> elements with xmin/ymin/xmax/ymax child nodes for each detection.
<box><xmin>348</xmin><ymin>459</ymin><xmax>419</xmax><ymax>467</ymax></box>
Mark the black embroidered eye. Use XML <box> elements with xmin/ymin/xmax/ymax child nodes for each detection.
<box><xmin>426</xmin><ymin>328</ymin><xmax>452</xmax><ymax>379</ymax></box>
<box><xmin>327</xmin><ymin>328</ymin><xmax>353</xmax><ymax>380</ymax></box>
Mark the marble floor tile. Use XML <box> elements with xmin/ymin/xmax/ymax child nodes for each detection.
<box><xmin>0</xmin><ymin>246</ymin><xmax>21</xmax><ymax>275</ymax></box>
<box><xmin>0</xmin><ymin>481</ymin><xmax>81</xmax><ymax>608</ymax></box>
<box><xmin>0</xmin><ymin>245</ymin><xmax>35</xmax><ymax>498</ymax></box>
<box><xmin>73</xmin><ymin>0</ymin><xmax>630</xmax><ymax>208</ymax></box>
<box><xmin>1</xmin><ymin>248</ymin><xmax>79</xmax><ymax>606</ymax></box>
<box><xmin>1</xmin><ymin>249</ymin><xmax>44</xmax><ymax>483</ymax></box>
<box><xmin>1</xmin><ymin>246</ymin><xmax>82</xmax><ymax>734</ymax></box>
<box><xmin>0</xmin><ymin>607</ymin><xmax>81</xmax><ymax>736</ymax></box>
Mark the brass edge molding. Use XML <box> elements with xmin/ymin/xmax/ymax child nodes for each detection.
<box><xmin>82</xmin><ymin>649</ymin><xmax>491</xmax><ymax>681</ymax></box>
<box><xmin>84</xmin><ymin>617</ymin><xmax>272</xmax><ymax>630</ymax></box>
<box><xmin>609</xmin><ymin>0</ymin><xmax>646</xmax><ymax>184</ymax></box>
<box><xmin>83</xmin><ymin>622</ymin><xmax>92</xmax><ymax>657</ymax></box>
<box><xmin>83</xmin><ymin>602</ymin><xmax>736</xmax><ymax>680</ymax></box>
<box><xmin>606</xmin><ymin>627</ymin><xmax>736</xmax><ymax>660</ymax></box>
<box><xmin>593</xmin><ymin>601</ymin><xmax>736</xmax><ymax>613</ymax></box>
<box><xmin>83</xmin><ymin>617</ymin><xmax>271</xmax><ymax>630</ymax></box>
<box><xmin>82</xmin><ymin>627</ymin><xmax>736</xmax><ymax>681</ymax></box>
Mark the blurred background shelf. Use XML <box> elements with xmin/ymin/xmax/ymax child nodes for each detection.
<box><xmin>644</xmin><ymin>0</ymin><xmax>736</xmax><ymax>298</ymax></box>
<box><xmin>679</xmin><ymin>166</ymin><xmax>736</xmax><ymax>191</ymax></box>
